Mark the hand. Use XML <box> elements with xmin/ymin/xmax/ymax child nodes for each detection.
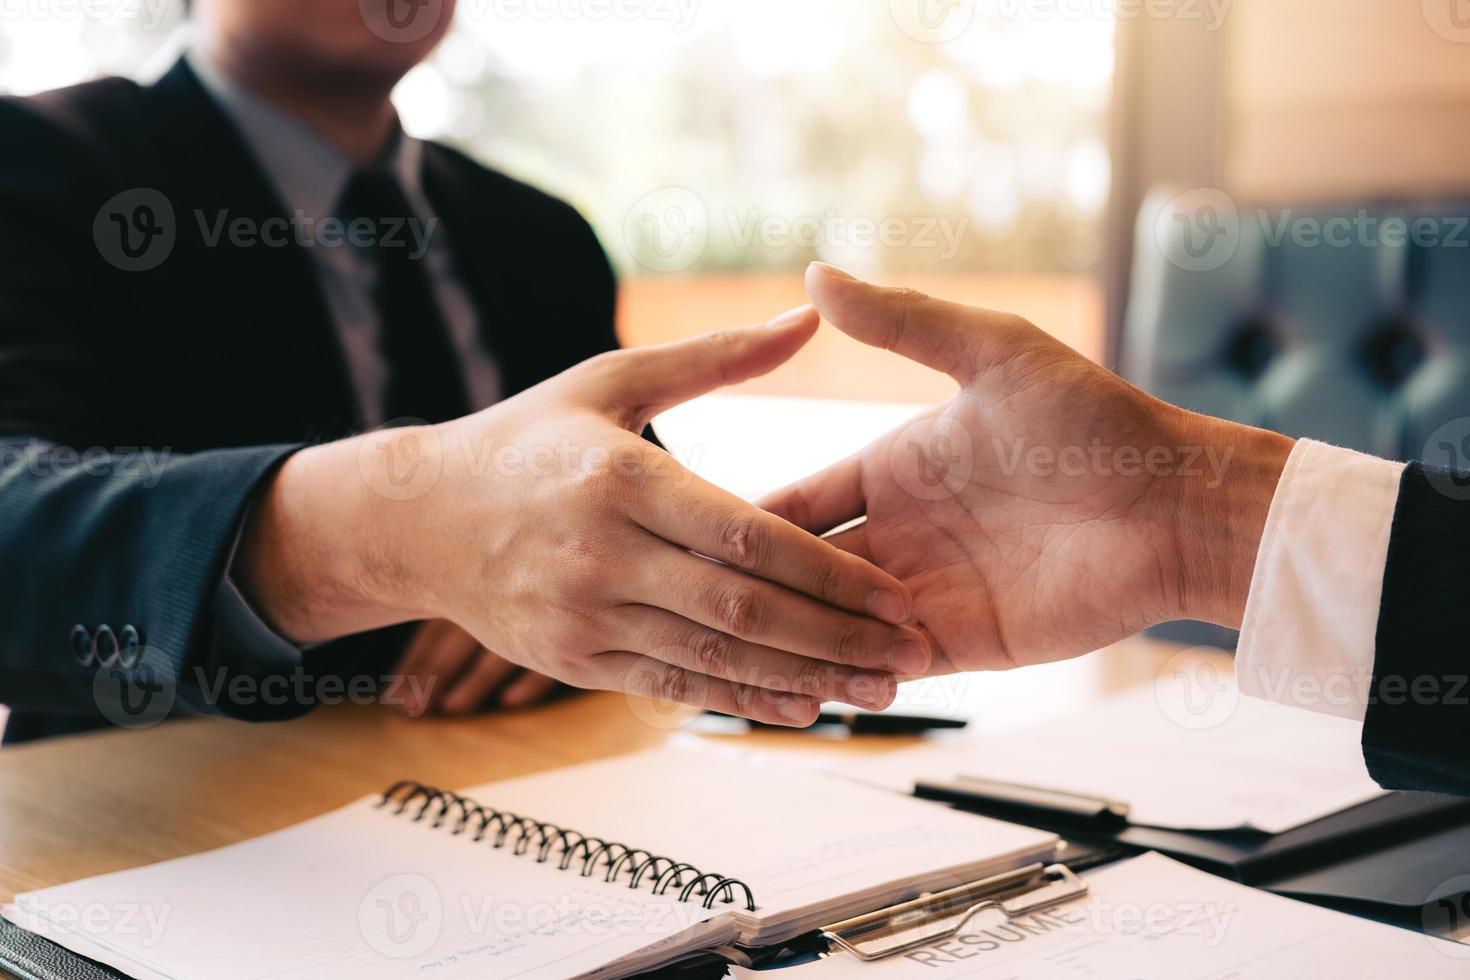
<box><xmin>393</xmin><ymin>619</ymin><xmax>562</xmax><ymax>717</ymax></box>
<box><xmin>238</xmin><ymin>305</ymin><xmax>928</xmax><ymax>725</ymax></box>
<box><xmin>761</xmin><ymin>265</ymin><xmax>1295</xmax><ymax>676</ymax></box>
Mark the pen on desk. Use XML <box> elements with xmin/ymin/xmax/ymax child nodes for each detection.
<box><xmin>706</xmin><ymin>710</ymin><xmax>968</xmax><ymax>735</ymax></box>
<box><xmin>915</xmin><ymin>774</ymin><xmax>1130</xmax><ymax>826</ymax></box>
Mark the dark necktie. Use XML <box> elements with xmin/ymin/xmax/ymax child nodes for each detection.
<box><xmin>338</xmin><ymin>168</ymin><xmax>470</xmax><ymax>426</ymax></box>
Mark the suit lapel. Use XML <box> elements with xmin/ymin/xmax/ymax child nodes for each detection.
<box><xmin>141</xmin><ymin>60</ymin><xmax>360</xmax><ymax>439</ymax></box>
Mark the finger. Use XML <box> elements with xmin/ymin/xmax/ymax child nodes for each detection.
<box><xmin>617</xmin><ymin>605</ymin><xmax>897</xmax><ymax>710</ymax></box>
<box><xmin>499</xmin><ymin>671</ymin><xmax>562</xmax><ymax>709</ymax></box>
<box><xmin>806</xmin><ymin>262</ymin><xmax>1008</xmax><ymax>383</ymax></box>
<box><xmin>594</xmin><ymin>651</ymin><xmax>822</xmax><ymax>727</ymax></box>
<box><xmin>440</xmin><ymin>652</ymin><xmax>521</xmax><ymax>715</ymax></box>
<box><xmin>394</xmin><ymin>620</ymin><xmax>475</xmax><ymax>716</ymax></box>
<box><xmin>822</xmin><ymin>522</ymin><xmax>872</xmax><ymax>562</ymax></box>
<box><xmin>756</xmin><ymin>450</ymin><xmax>866</xmax><ymax>536</ymax></box>
<box><xmin>579</xmin><ymin>305</ymin><xmax>819</xmax><ymax>427</ymax></box>
<box><xmin>629</xmin><ymin>452</ymin><xmax>911</xmax><ymax>625</ymax></box>
<box><xmin>630</xmin><ymin>547</ymin><xmax>931</xmax><ymax>676</ymax></box>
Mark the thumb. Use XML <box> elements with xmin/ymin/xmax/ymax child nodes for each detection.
<box><xmin>586</xmin><ymin>305</ymin><xmax>819</xmax><ymax>426</ymax></box>
<box><xmin>806</xmin><ymin>262</ymin><xmax>1010</xmax><ymax>383</ymax></box>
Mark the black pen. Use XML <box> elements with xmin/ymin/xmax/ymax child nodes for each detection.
<box><xmin>706</xmin><ymin>710</ymin><xmax>968</xmax><ymax>735</ymax></box>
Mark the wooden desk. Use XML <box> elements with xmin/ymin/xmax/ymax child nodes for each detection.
<box><xmin>0</xmin><ymin>638</ymin><xmax>1183</xmax><ymax>902</ymax></box>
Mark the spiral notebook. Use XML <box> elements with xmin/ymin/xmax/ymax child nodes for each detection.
<box><xmin>5</xmin><ymin>745</ymin><xmax>1057</xmax><ymax>980</ymax></box>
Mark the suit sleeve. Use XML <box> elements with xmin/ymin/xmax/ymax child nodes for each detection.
<box><xmin>1362</xmin><ymin>462</ymin><xmax>1470</xmax><ymax>795</ymax></box>
<box><xmin>0</xmin><ymin>95</ymin><xmax>306</xmax><ymax>723</ymax></box>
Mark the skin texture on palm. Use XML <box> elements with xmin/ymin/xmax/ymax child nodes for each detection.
<box><xmin>762</xmin><ymin>264</ymin><xmax>1294</xmax><ymax>678</ymax></box>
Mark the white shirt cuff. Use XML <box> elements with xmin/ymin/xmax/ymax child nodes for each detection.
<box><xmin>1235</xmin><ymin>439</ymin><xmax>1405</xmax><ymax>721</ymax></box>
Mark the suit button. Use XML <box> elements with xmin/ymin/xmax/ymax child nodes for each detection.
<box><xmin>118</xmin><ymin>625</ymin><xmax>143</xmax><ymax>668</ymax></box>
<box><xmin>93</xmin><ymin>624</ymin><xmax>119</xmax><ymax>667</ymax></box>
<box><xmin>70</xmin><ymin>625</ymin><xmax>94</xmax><ymax>666</ymax></box>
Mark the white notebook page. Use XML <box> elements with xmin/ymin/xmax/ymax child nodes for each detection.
<box><xmin>9</xmin><ymin>797</ymin><xmax>729</xmax><ymax>980</ymax></box>
<box><xmin>462</xmin><ymin>745</ymin><xmax>1058</xmax><ymax>939</ymax></box>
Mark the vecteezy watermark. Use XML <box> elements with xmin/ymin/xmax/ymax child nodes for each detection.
<box><xmin>93</xmin><ymin>647</ymin><xmax>177</xmax><ymax>730</ymax></box>
<box><xmin>359</xmin><ymin>874</ymin><xmax>443</xmax><ymax>959</ymax></box>
<box><xmin>8</xmin><ymin>900</ymin><xmax>172</xmax><ymax>948</ymax></box>
<box><xmin>1420</xmin><ymin>417</ymin><xmax>1470</xmax><ymax>501</ymax></box>
<box><xmin>92</xmin><ymin>188</ymin><xmax>440</xmax><ymax>272</ymax></box>
<box><xmin>1153</xmin><ymin>647</ymin><xmax>1239</xmax><ymax>730</ymax></box>
<box><xmin>622</xmin><ymin>660</ymin><xmax>899</xmax><ymax>730</ymax></box>
<box><xmin>994</xmin><ymin>0</ymin><xmax>1230</xmax><ymax>28</ymax></box>
<box><xmin>1422</xmin><ymin>877</ymin><xmax>1470</xmax><ymax>955</ymax></box>
<box><xmin>1154</xmin><ymin>188</ymin><xmax>1470</xmax><ymax>273</ymax></box>
<box><xmin>726</xmin><ymin>209</ymin><xmax>970</xmax><ymax>263</ymax></box>
<box><xmin>360</xmin><ymin>0</ymin><xmax>700</xmax><ymax>42</ymax></box>
<box><xmin>357</xmin><ymin>876</ymin><xmax>712</xmax><ymax>961</ymax></box>
<box><xmin>1422</xmin><ymin>0</ymin><xmax>1470</xmax><ymax>43</ymax></box>
<box><xmin>890</xmin><ymin>415</ymin><xmax>975</xmax><ymax>502</ymax></box>
<box><xmin>93</xmin><ymin>188</ymin><xmax>176</xmax><ymax>273</ymax></box>
<box><xmin>358</xmin><ymin>0</ymin><xmax>451</xmax><ymax>43</ymax></box>
<box><xmin>357</xmin><ymin>422</ymin><xmax>705</xmax><ymax>502</ymax></box>
<box><xmin>92</xmin><ymin>661</ymin><xmax>441</xmax><ymax>729</ymax></box>
<box><xmin>622</xmin><ymin>187</ymin><xmax>710</xmax><ymax>273</ymax></box>
<box><xmin>467</xmin><ymin>0</ymin><xmax>699</xmax><ymax>29</ymax></box>
<box><xmin>890</xmin><ymin>0</ymin><xmax>976</xmax><ymax>44</ymax></box>
<box><xmin>0</xmin><ymin>0</ymin><xmax>174</xmax><ymax>30</ymax></box>
<box><xmin>621</xmin><ymin>188</ymin><xmax>971</xmax><ymax>273</ymax></box>
<box><xmin>1152</xmin><ymin>188</ymin><xmax>1241</xmax><ymax>273</ymax></box>
<box><xmin>193</xmin><ymin>209</ymin><xmax>438</xmax><ymax>259</ymax></box>
<box><xmin>190</xmin><ymin>667</ymin><xmax>439</xmax><ymax>716</ymax></box>
<box><xmin>991</xmin><ymin>437</ymin><xmax>1234</xmax><ymax>488</ymax></box>
<box><xmin>0</xmin><ymin>440</ymin><xmax>171</xmax><ymax>488</ymax></box>
<box><xmin>890</xmin><ymin>0</ymin><xmax>1227</xmax><ymax>43</ymax></box>
<box><xmin>901</xmin><ymin>895</ymin><xmax>1235</xmax><ymax>966</ymax></box>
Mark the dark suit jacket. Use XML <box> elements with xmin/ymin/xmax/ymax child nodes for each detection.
<box><xmin>1363</xmin><ymin>463</ymin><xmax>1470</xmax><ymax>795</ymax></box>
<box><xmin>0</xmin><ymin>60</ymin><xmax>619</xmax><ymax>741</ymax></box>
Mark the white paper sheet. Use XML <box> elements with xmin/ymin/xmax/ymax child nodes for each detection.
<box><xmin>6</xmin><ymin>797</ymin><xmax>729</xmax><ymax>980</ymax></box>
<box><xmin>733</xmin><ymin>852</ymin><xmax>1469</xmax><ymax>978</ymax></box>
<box><xmin>826</xmin><ymin>684</ymin><xmax>1385</xmax><ymax>832</ymax></box>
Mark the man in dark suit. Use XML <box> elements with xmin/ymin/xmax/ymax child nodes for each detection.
<box><xmin>0</xmin><ymin>0</ymin><xmax>928</xmax><ymax>741</ymax></box>
<box><xmin>763</xmin><ymin>263</ymin><xmax>1470</xmax><ymax>797</ymax></box>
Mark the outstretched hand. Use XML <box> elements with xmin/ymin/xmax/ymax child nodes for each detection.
<box><xmin>761</xmin><ymin>264</ymin><xmax>1294</xmax><ymax>677</ymax></box>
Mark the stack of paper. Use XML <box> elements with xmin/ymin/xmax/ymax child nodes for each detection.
<box><xmin>824</xmin><ymin>685</ymin><xmax>1385</xmax><ymax>832</ymax></box>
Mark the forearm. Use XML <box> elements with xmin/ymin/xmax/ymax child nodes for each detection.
<box><xmin>234</xmin><ymin>430</ymin><xmax>430</xmax><ymax>644</ymax></box>
<box><xmin>0</xmin><ymin>438</ymin><xmax>298</xmax><ymax>712</ymax></box>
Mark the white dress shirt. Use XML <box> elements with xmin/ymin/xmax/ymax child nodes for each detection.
<box><xmin>1236</xmin><ymin>439</ymin><xmax>1406</xmax><ymax>720</ymax></box>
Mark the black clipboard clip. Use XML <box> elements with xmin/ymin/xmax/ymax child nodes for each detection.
<box><xmin>821</xmin><ymin>862</ymin><xmax>1088</xmax><ymax>961</ymax></box>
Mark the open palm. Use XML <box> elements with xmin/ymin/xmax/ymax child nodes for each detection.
<box><xmin>762</xmin><ymin>265</ymin><xmax>1272</xmax><ymax>676</ymax></box>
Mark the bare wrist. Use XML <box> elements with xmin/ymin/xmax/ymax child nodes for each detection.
<box><xmin>1165</xmin><ymin>410</ymin><xmax>1294</xmax><ymax>629</ymax></box>
<box><xmin>234</xmin><ymin>437</ymin><xmax>422</xmax><ymax>643</ymax></box>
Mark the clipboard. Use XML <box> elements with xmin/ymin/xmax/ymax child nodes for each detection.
<box><xmin>820</xmin><ymin>863</ymin><xmax>1088</xmax><ymax>961</ymax></box>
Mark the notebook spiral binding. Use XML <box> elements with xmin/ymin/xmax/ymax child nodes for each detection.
<box><xmin>377</xmin><ymin>781</ymin><xmax>757</xmax><ymax>912</ymax></box>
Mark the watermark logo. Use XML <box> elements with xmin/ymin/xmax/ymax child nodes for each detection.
<box><xmin>359</xmin><ymin>874</ymin><xmax>443</xmax><ymax>958</ymax></box>
<box><xmin>891</xmin><ymin>414</ymin><xmax>974</xmax><ymax>502</ymax></box>
<box><xmin>359</xmin><ymin>0</ymin><xmax>448</xmax><ymax>43</ymax></box>
<box><xmin>1153</xmin><ymin>187</ymin><xmax>1239</xmax><ymax>273</ymax></box>
<box><xmin>623</xmin><ymin>660</ymin><xmax>707</xmax><ymax>730</ymax></box>
<box><xmin>890</xmin><ymin>0</ymin><xmax>976</xmax><ymax>43</ymax></box>
<box><xmin>93</xmin><ymin>188</ymin><xmax>175</xmax><ymax>272</ymax></box>
<box><xmin>1422</xmin><ymin>877</ymin><xmax>1470</xmax><ymax>955</ymax></box>
<box><xmin>92</xmin><ymin>647</ymin><xmax>176</xmax><ymax>730</ymax></box>
<box><xmin>1421</xmin><ymin>417</ymin><xmax>1470</xmax><ymax>501</ymax></box>
<box><xmin>623</xmin><ymin>187</ymin><xmax>709</xmax><ymax>273</ymax></box>
<box><xmin>1423</xmin><ymin>0</ymin><xmax>1470</xmax><ymax>42</ymax></box>
<box><xmin>1153</xmin><ymin>647</ymin><xmax>1238</xmax><ymax>730</ymax></box>
<box><xmin>357</xmin><ymin>421</ymin><xmax>445</xmax><ymax>501</ymax></box>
